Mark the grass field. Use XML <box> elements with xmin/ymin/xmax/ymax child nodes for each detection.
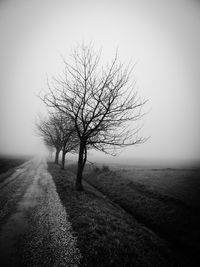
<box><xmin>0</xmin><ymin>156</ymin><xmax>28</xmax><ymax>183</ymax></box>
<box><xmin>48</xmin><ymin>162</ymin><xmax>200</xmax><ymax>266</ymax></box>
<box><xmin>84</xmin><ymin>165</ymin><xmax>200</xmax><ymax>266</ymax></box>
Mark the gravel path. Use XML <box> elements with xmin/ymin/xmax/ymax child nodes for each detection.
<box><xmin>0</xmin><ymin>157</ymin><xmax>81</xmax><ymax>267</ymax></box>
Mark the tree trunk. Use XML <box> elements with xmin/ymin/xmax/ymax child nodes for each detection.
<box><xmin>61</xmin><ymin>151</ymin><xmax>66</xmax><ymax>170</ymax></box>
<box><xmin>75</xmin><ymin>142</ymin><xmax>85</xmax><ymax>191</ymax></box>
<box><xmin>54</xmin><ymin>150</ymin><xmax>59</xmax><ymax>164</ymax></box>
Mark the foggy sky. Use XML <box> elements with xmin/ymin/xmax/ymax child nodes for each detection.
<box><xmin>0</xmin><ymin>0</ymin><xmax>200</xmax><ymax>165</ymax></box>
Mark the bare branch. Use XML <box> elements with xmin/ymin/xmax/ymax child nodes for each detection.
<box><xmin>39</xmin><ymin>43</ymin><xmax>148</xmax><ymax>190</ymax></box>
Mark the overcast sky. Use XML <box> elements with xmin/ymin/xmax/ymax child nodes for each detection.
<box><xmin>0</xmin><ymin>0</ymin><xmax>200</xmax><ymax>165</ymax></box>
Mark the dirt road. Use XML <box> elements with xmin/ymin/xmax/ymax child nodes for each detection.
<box><xmin>0</xmin><ymin>157</ymin><xmax>81</xmax><ymax>267</ymax></box>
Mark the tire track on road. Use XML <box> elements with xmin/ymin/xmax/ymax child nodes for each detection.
<box><xmin>0</xmin><ymin>158</ymin><xmax>81</xmax><ymax>267</ymax></box>
<box><xmin>0</xmin><ymin>160</ymin><xmax>34</xmax><ymax>230</ymax></box>
<box><xmin>21</xmin><ymin>160</ymin><xmax>81</xmax><ymax>267</ymax></box>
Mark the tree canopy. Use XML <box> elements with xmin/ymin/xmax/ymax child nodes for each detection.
<box><xmin>40</xmin><ymin>44</ymin><xmax>147</xmax><ymax>190</ymax></box>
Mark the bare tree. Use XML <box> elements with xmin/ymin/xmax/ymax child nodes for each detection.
<box><xmin>36</xmin><ymin>112</ymin><xmax>78</xmax><ymax>169</ymax></box>
<box><xmin>47</xmin><ymin>144</ymin><xmax>54</xmax><ymax>159</ymax></box>
<box><xmin>53</xmin><ymin>112</ymin><xmax>79</xmax><ymax>169</ymax></box>
<box><xmin>41</xmin><ymin>44</ymin><xmax>147</xmax><ymax>190</ymax></box>
<box><xmin>36</xmin><ymin>115</ymin><xmax>62</xmax><ymax>164</ymax></box>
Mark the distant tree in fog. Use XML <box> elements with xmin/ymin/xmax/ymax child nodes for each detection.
<box><xmin>52</xmin><ymin>112</ymin><xmax>78</xmax><ymax>169</ymax></box>
<box><xmin>36</xmin><ymin>112</ymin><xmax>78</xmax><ymax>168</ymax></box>
<box><xmin>41</xmin><ymin>43</ymin><xmax>147</xmax><ymax>190</ymax></box>
<box><xmin>36</xmin><ymin>114</ymin><xmax>62</xmax><ymax>164</ymax></box>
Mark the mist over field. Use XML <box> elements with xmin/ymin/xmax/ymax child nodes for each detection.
<box><xmin>0</xmin><ymin>0</ymin><xmax>200</xmax><ymax>167</ymax></box>
<box><xmin>0</xmin><ymin>2</ymin><xmax>200</xmax><ymax>265</ymax></box>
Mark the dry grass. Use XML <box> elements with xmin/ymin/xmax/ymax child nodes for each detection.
<box><xmin>0</xmin><ymin>156</ymin><xmax>28</xmax><ymax>183</ymax></box>
<box><xmin>84</xmin><ymin>166</ymin><xmax>200</xmax><ymax>266</ymax></box>
<box><xmin>48</xmin><ymin>162</ymin><xmax>187</xmax><ymax>267</ymax></box>
<box><xmin>120</xmin><ymin>168</ymin><xmax>200</xmax><ymax>208</ymax></box>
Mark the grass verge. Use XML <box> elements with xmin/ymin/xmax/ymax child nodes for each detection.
<box><xmin>84</xmin><ymin>166</ymin><xmax>200</xmax><ymax>266</ymax></box>
<box><xmin>48</xmin><ymin>162</ymin><xmax>184</xmax><ymax>267</ymax></box>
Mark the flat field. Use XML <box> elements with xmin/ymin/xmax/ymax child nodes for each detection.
<box><xmin>0</xmin><ymin>156</ymin><xmax>28</xmax><ymax>183</ymax></box>
<box><xmin>48</xmin><ymin>162</ymin><xmax>200</xmax><ymax>266</ymax></box>
<box><xmin>120</xmin><ymin>167</ymin><xmax>200</xmax><ymax>208</ymax></box>
<box><xmin>0</xmin><ymin>156</ymin><xmax>28</xmax><ymax>173</ymax></box>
